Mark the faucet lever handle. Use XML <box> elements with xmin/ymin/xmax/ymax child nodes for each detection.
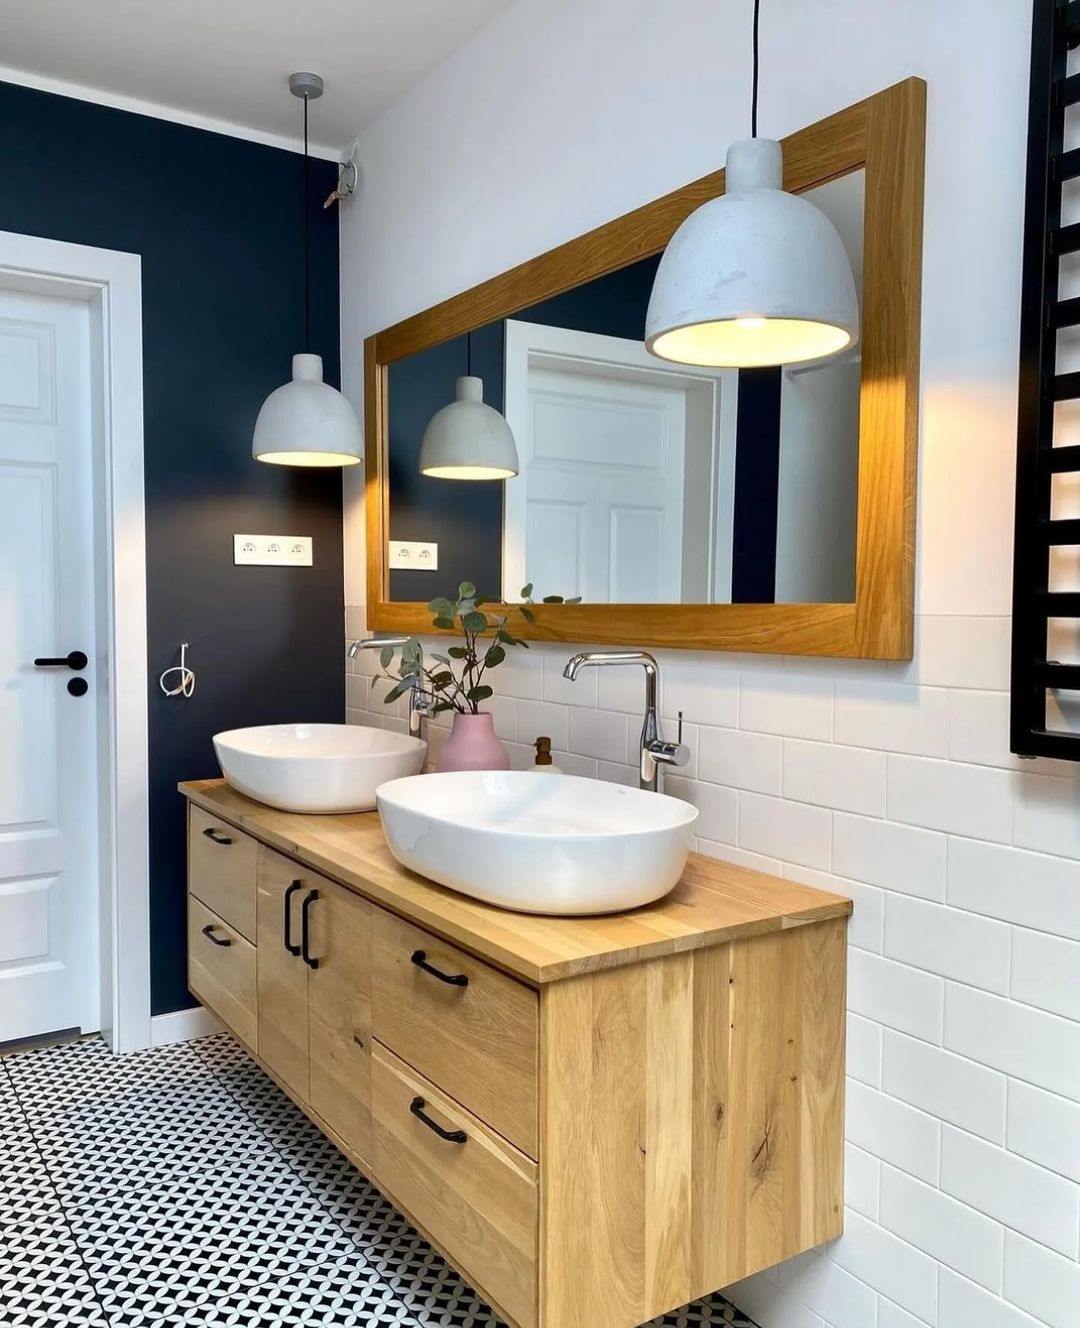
<box><xmin>677</xmin><ymin>710</ymin><xmax>683</xmax><ymax>744</ymax></box>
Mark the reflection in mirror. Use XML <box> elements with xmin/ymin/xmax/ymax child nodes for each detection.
<box><xmin>387</xmin><ymin>169</ymin><xmax>864</xmax><ymax>607</ymax></box>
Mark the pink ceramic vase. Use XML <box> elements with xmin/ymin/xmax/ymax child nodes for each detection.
<box><xmin>436</xmin><ymin>711</ymin><xmax>510</xmax><ymax>773</ymax></box>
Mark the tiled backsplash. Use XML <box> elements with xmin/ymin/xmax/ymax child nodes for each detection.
<box><xmin>346</xmin><ymin>606</ymin><xmax>1080</xmax><ymax>1327</ymax></box>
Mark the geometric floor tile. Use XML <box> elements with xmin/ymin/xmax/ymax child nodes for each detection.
<box><xmin>0</xmin><ymin>1032</ymin><xmax>757</xmax><ymax>1328</ymax></box>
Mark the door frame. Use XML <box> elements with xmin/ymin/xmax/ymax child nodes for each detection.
<box><xmin>0</xmin><ymin>229</ymin><xmax>150</xmax><ymax>1053</ymax></box>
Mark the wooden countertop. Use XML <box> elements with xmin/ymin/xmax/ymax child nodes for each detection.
<box><xmin>180</xmin><ymin>779</ymin><xmax>851</xmax><ymax>986</ymax></box>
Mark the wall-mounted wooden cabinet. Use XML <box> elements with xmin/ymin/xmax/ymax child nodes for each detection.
<box><xmin>183</xmin><ymin>780</ymin><xmax>851</xmax><ymax>1328</ymax></box>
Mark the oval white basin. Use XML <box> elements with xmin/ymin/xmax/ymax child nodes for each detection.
<box><xmin>214</xmin><ymin>723</ymin><xmax>427</xmax><ymax>814</ymax></box>
<box><xmin>376</xmin><ymin>771</ymin><xmax>698</xmax><ymax>915</ymax></box>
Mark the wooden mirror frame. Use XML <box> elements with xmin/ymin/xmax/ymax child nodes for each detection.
<box><xmin>364</xmin><ymin>77</ymin><xmax>925</xmax><ymax>659</ymax></box>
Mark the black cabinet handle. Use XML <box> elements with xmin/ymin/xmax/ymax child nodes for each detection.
<box><xmin>410</xmin><ymin>950</ymin><xmax>468</xmax><ymax>987</ymax></box>
<box><xmin>283</xmin><ymin>880</ymin><xmax>303</xmax><ymax>956</ymax></box>
<box><xmin>34</xmin><ymin>650</ymin><xmax>88</xmax><ymax>671</ymax></box>
<box><xmin>301</xmin><ymin>889</ymin><xmax>320</xmax><ymax>969</ymax></box>
<box><xmin>201</xmin><ymin>923</ymin><xmax>232</xmax><ymax>948</ymax></box>
<box><xmin>201</xmin><ymin>827</ymin><xmax>233</xmax><ymax>846</ymax></box>
<box><xmin>409</xmin><ymin>1096</ymin><xmax>467</xmax><ymax>1144</ymax></box>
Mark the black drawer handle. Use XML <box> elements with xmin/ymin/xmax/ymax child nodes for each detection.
<box><xmin>202</xmin><ymin>826</ymin><xmax>233</xmax><ymax>846</ymax></box>
<box><xmin>409</xmin><ymin>1096</ymin><xmax>467</xmax><ymax>1144</ymax></box>
<box><xmin>201</xmin><ymin>923</ymin><xmax>232</xmax><ymax>947</ymax></box>
<box><xmin>410</xmin><ymin>950</ymin><xmax>468</xmax><ymax>987</ymax></box>
<box><xmin>283</xmin><ymin>880</ymin><xmax>303</xmax><ymax>956</ymax></box>
<box><xmin>34</xmin><ymin>650</ymin><xmax>88</xmax><ymax>671</ymax></box>
<box><xmin>301</xmin><ymin>888</ymin><xmax>320</xmax><ymax>969</ymax></box>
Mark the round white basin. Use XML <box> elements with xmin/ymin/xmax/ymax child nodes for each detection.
<box><xmin>214</xmin><ymin>723</ymin><xmax>427</xmax><ymax>814</ymax></box>
<box><xmin>376</xmin><ymin>770</ymin><xmax>698</xmax><ymax>915</ymax></box>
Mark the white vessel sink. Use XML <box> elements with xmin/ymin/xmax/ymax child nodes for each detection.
<box><xmin>214</xmin><ymin>723</ymin><xmax>426</xmax><ymax>814</ymax></box>
<box><xmin>376</xmin><ymin>771</ymin><xmax>698</xmax><ymax>915</ymax></box>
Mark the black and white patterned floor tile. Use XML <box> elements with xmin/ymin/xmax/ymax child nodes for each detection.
<box><xmin>0</xmin><ymin>1032</ymin><xmax>758</xmax><ymax>1328</ymax></box>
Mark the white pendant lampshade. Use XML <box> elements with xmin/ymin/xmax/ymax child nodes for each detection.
<box><xmin>252</xmin><ymin>352</ymin><xmax>363</xmax><ymax>467</ymax></box>
<box><xmin>418</xmin><ymin>375</ymin><xmax>519</xmax><ymax>480</ymax></box>
<box><xmin>646</xmin><ymin>136</ymin><xmax>858</xmax><ymax>369</ymax></box>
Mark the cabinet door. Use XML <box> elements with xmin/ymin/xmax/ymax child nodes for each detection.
<box><xmin>308</xmin><ymin>879</ymin><xmax>373</xmax><ymax>1163</ymax></box>
<box><xmin>256</xmin><ymin>847</ymin><xmax>311</xmax><ymax>1099</ymax></box>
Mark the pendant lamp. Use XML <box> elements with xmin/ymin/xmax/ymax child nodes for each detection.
<box><xmin>253</xmin><ymin>73</ymin><xmax>362</xmax><ymax>467</ymax></box>
<box><xmin>418</xmin><ymin>332</ymin><xmax>519</xmax><ymax>480</ymax></box>
<box><xmin>645</xmin><ymin>0</ymin><xmax>858</xmax><ymax>368</ymax></box>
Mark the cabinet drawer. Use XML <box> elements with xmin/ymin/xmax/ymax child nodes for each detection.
<box><xmin>188</xmin><ymin>805</ymin><xmax>257</xmax><ymax>942</ymax></box>
<box><xmin>371</xmin><ymin>909</ymin><xmax>539</xmax><ymax>1157</ymax></box>
<box><xmin>373</xmin><ymin>1042</ymin><xmax>537</xmax><ymax>1328</ymax></box>
<box><xmin>188</xmin><ymin>896</ymin><xmax>257</xmax><ymax>1049</ymax></box>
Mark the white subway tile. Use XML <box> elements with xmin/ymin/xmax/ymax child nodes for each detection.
<box><xmin>724</xmin><ymin>1275</ymin><xmax>827</xmax><ymax>1328</ymax></box>
<box><xmin>1011</xmin><ymin>929</ymin><xmax>1080</xmax><ymax>1021</ymax></box>
<box><xmin>660</xmin><ymin>663</ymin><xmax>739</xmax><ymax>728</ymax></box>
<box><xmin>486</xmin><ymin>694</ymin><xmax>518</xmax><ymax>743</ymax></box>
<box><xmin>941</xmin><ymin>1125</ymin><xmax>1079</xmax><ymax>1258</ymax></box>
<box><xmin>491</xmin><ymin>648</ymin><xmax>543</xmax><ymax>700</ymax></box>
<box><xmin>1003</xmin><ymin>1230</ymin><xmax>1080</xmax><ymax>1328</ymax></box>
<box><xmin>834</xmin><ymin>679</ymin><xmax>949</xmax><ymax>757</ymax></box>
<box><xmin>596</xmin><ymin>665</ymin><xmax>645</xmax><ymax>714</ymax></box>
<box><xmin>777</xmin><ymin>1249</ymin><xmax>879</xmax><ymax>1328</ymax></box>
<box><xmin>546</xmin><ymin>750</ymin><xmax>596</xmax><ymax>779</ymax></box>
<box><xmin>844</xmin><ymin>1142</ymin><xmax>880</xmax><ymax>1220</ymax></box>
<box><xmin>786</xmin><ymin>866</ymin><xmax>882</xmax><ymax>952</ymax></box>
<box><xmin>596</xmin><ymin>760</ymin><xmax>638</xmax><ymax>788</ymax></box>
<box><xmin>1013</xmin><ymin>771</ymin><xmax>1080</xmax><ymax>860</ymax></box>
<box><xmin>542</xmin><ymin>652</ymin><xmax>596</xmax><ymax>706</ymax></box>
<box><xmin>1007</xmin><ymin>1082</ymin><xmax>1080</xmax><ymax>1184</ymax></box>
<box><xmin>945</xmin><ymin>983</ymin><xmax>1080</xmax><ymax>1100</ymax></box>
<box><xmin>782</xmin><ymin>740</ymin><xmax>887</xmax><ymax>816</ymax></box>
<box><xmin>947</xmin><ymin>838</ymin><xmax>1080</xmax><ymax>940</ymax></box>
<box><xmin>848</xmin><ymin>949</ymin><xmax>944</xmax><ymax>1044</ymax></box>
<box><xmin>908</xmin><ymin>615</ymin><xmax>1011</xmax><ymax>691</ymax></box>
<box><xmin>567</xmin><ymin>707</ymin><xmax>628</xmax><ymax>763</ymax></box>
<box><xmin>516</xmin><ymin>699</ymin><xmax>569</xmax><ymax>750</ymax></box>
<box><xmin>697</xmin><ymin>840</ymin><xmax>782</xmax><ymax>875</ymax></box>
<box><xmin>887</xmin><ymin>755</ymin><xmax>1014</xmax><ymax>843</ymax></box>
<box><xmin>739</xmin><ymin>671</ymin><xmax>834</xmax><ymax>741</ymax></box>
<box><xmin>829</xmin><ymin>1210</ymin><xmax>938</xmax><ymax>1323</ymax></box>
<box><xmin>845</xmin><ymin>1080</ymin><xmax>940</xmax><ymax>1185</ymax></box>
<box><xmin>664</xmin><ymin>775</ymin><xmax>737</xmax><ymax>845</ymax></box>
<box><xmin>884</xmin><ymin>895</ymin><xmax>1012</xmax><ymax>993</ymax></box>
<box><xmin>698</xmin><ymin>726</ymin><xmax>782</xmax><ymax>794</ymax></box>
<box><xmin>846</xmin><ymin>1012</ymin><xmax>883</xmax><ymax>1087</ymax></box>
<box><xmin>939</xmin><ymin>1269</ymin><xmax>1044</xmax><ymax>1328</ymax></box>
<box><xmin>737</xmin><ymin>791</ymin><xmax>830</xmax><ymax>869</ymax></box>
<box><xmin>880</xmin><ymin>1164</ymin><xmax>1004</xmax><ymax>1291</ymax></box>
<box><xmin>878</xmin><ymin>1299</ymin><xmax>932</xmax><ymax>1328</ymax></box>
<box><xmin>948</xmin><ymin>689</ymin><xmax>1075</xmax><ymax>776</ymax></box>
<box><xmin>344</xmin><ymin>605</ymin><xmax>364</xmax><ymax>640</ymax></box>
<box><xmin>882</xmin><ymin>1029</ymin><xmax>1006</xmax><ymax>1143</ymax></box>
<box><xmin>833</xmin><ymin>814</ymin><xmax>947</xmax><ymax>901</ymax></box>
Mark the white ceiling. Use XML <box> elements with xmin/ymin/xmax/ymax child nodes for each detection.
<box><xmin>0</xmin><ymin>0</ymin><xmax>512</xmax><ymax>155</ymax></box>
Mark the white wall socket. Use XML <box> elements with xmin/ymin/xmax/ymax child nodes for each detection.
<box><xmin>388</xmin><ymin>540</ymin><xmax>439</xmax><ymax>570</ymax></box>
<box><xmin>233</xmin><ymin>534</ymin><xmax>313</xmax><ymax>567</ymax></box>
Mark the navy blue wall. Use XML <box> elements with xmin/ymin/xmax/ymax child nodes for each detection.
<box><xmin>0</xmin><ymin>80</ymin><xmax>345</xmax><ymax>1016</ymax></box>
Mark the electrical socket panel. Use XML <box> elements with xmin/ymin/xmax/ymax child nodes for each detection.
<box><xmin>233</xmin><ymin>534</ymin><xmax>313</xmax><ymax>567</ymax></box>
<box><xmin>388</xmin><ymin>540</ymin><xmax>439</xmax><ymax>570</ymax></box>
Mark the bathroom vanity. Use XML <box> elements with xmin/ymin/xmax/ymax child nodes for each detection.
<box><xmin>181</xmin><ymin>778</ymin><xmax>851</xmax><ymax>1328</ymax></box>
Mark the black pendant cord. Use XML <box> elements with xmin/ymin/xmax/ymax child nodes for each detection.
<box><xmin>303</xmin><ymin>92</ymin><xmax>311</xmax><ymax>354</ymax></box>
<box><xmin>750</xmin><ymin>0</ymin><xmax>760</xmax><ymax>137</ymax></box>
<box><xmin>466</xmin><ymin>329</ymin><xmax>472</xmax><ymax>376</ymax></box>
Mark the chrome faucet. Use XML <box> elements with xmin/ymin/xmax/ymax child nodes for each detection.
<box><xmin>562</xmin><ymin>650</ymin><xmax>690</xmax><ymax>792</ymax></box>
<box><xmin>347</xmin><ymin>637</ymin><xmax>431</xmax><ymax>739</ymax></box>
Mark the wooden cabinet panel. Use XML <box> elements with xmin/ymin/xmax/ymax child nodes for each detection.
<box><xmin>256</xmin><ymin>847</ymin><xmax>313</xmax><ymax>1100</ymax></box>
<box><xmin>307</xmin><ymin>878</ymin><xmax>374</xmax><ymax>1165</ymax></box>
<box><xmin>188</xmin><ymin>805</ymin><xmax>257</xmax><ymax>942</ymax></box>
<box><xmin>372</xmin><ymin>910</ymin><xmax>539</xmax><ymax>1158</ymax></box>
<box><xmin>188</xmin><ymin>896</ymin><xmax>256</xmax><ymax>1050</ymax></box>
<box><xmin>372</xmin><ymin>1042</ymin><xmax>537</xmax><ymax>1328</ymax></box>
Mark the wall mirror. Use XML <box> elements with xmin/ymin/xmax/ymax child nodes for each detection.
<box><xmin>365</xmin><ymin>78</ymin><xmax>925</xmax><ymax>658</ymax></box>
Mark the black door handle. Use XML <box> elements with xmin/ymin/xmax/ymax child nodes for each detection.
<box><xmin>34</xmin><ymin>650</ymin><xmax>88</xmax><ymax>671</ymax></box>
<box><xmin>410</xmin><ymin>950</ymin><xmax>468</xmax><ymax>987</ymax></box>
<box><xmin>201</xmin><ymin>826</ymin><xmax>233</xmax><ymax>846</ymax></box>
<box><xmin>283</xmin><ymin>880</ymin><xmax>303</xmax><ymax>956</ymax></box>
<box><xmin>301</xmin><ymin>888</ymin><xmax>319</xmax><ymax>969</ymax></box>
<box><xmin>201</xmin><ymin>924</ymin><xmax>232</xmax><ymax>947</ymax></box>
<box><xmin>409</xmin><ymin>1096</ymin><xmax>467</xmax><ymax>1143</ymax></box>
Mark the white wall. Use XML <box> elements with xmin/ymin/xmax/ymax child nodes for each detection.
<box><xmin>339</xmin><ymin>3</ymin><xmax>1080</xmax><ymax>1326</ymax></box>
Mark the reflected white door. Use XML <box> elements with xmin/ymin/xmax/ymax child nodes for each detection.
<box><xmin>0</xmin><ymin>287</ymin><xmax>99</xmax><ymax>1041</ymax></box>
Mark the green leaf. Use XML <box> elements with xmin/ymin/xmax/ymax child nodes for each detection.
<box><xmin>427</xmin><ymin>596</ymin><xmax>455</xmax><ymax>617</ymax></box>
<box><xmin>379</xmin><ymin>644</ymin><xmax>395</xmax><ymax>669</ymax></box>
<box><xmin>430</xmin><ymin>652</ymin><xmax>452</xmax><ymax>666</ymax></box>
<box><xmin>431</xmin><ymin>670</ymin><xmax>454</xmax><ymax>690</ymax></box>
<box><xmin>496</xmin><ymin>629</ymin><xmax>515</xmax><ymax>645</ymax></box>
<box><xmin>520</xmin><ymin>583</ymin><xmax>533</xmax><ymax>599</ymax></box>
<box><xmin>433</xmin><ymin>615</ymin><xmax>455</xmax><ymax>631</ymax></box>
<box><xmin>383</xmin><ymin>680</ymin><xmax>412</xmax><ymax>704</ymax></box>
<box><xmin>462</xmin><ymin>610</ymin><xmax>488</xmax><ymax>633</ymax></box>
<box><xmin>448</xmin><ymin>645</ymin><xmax>469</xmax><ymax>659</ymax></box>
<box><xmin>484</xmin><ymin>644</ymin><xmax>506</xmax><ymax>668</ymax></box>
<box><xmin>458</xmin><ymin>581</ymin><xmax>476</xmax><ymax>599</ymax></box>
<box><xmin>520</xmin><ymin>606</ymin><xmax>535</xmax><ymax>624</ymax></box>
<box><xmin>542</xmin><ymin>595</ymin><xmax>564</xmax><ymax>604</ymax></box>
<box><xmin>432</xmin><ymin>700</ymin><xmax>458</xmax><ymax>715</ymax></box>
<box><xmin>466</xmin><ymin>685</ymin><xmax>493</xmax><ymax>704</ymax></box>
<box><xmin>566</xmin><ymin>596</ymin><xmax>582</xmax><ymax>604</ymax></box>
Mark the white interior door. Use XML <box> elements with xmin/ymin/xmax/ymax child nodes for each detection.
<box><xmin>0</xmin><ymin>286</ymin><xmax>100</xmax><ymax>1041</ymax></box>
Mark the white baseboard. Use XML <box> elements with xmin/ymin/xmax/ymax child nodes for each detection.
<box><xmin>150</xmin><ymin>1006</ymin><xmax>224</xmax><ymax>1047</ymax></box>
